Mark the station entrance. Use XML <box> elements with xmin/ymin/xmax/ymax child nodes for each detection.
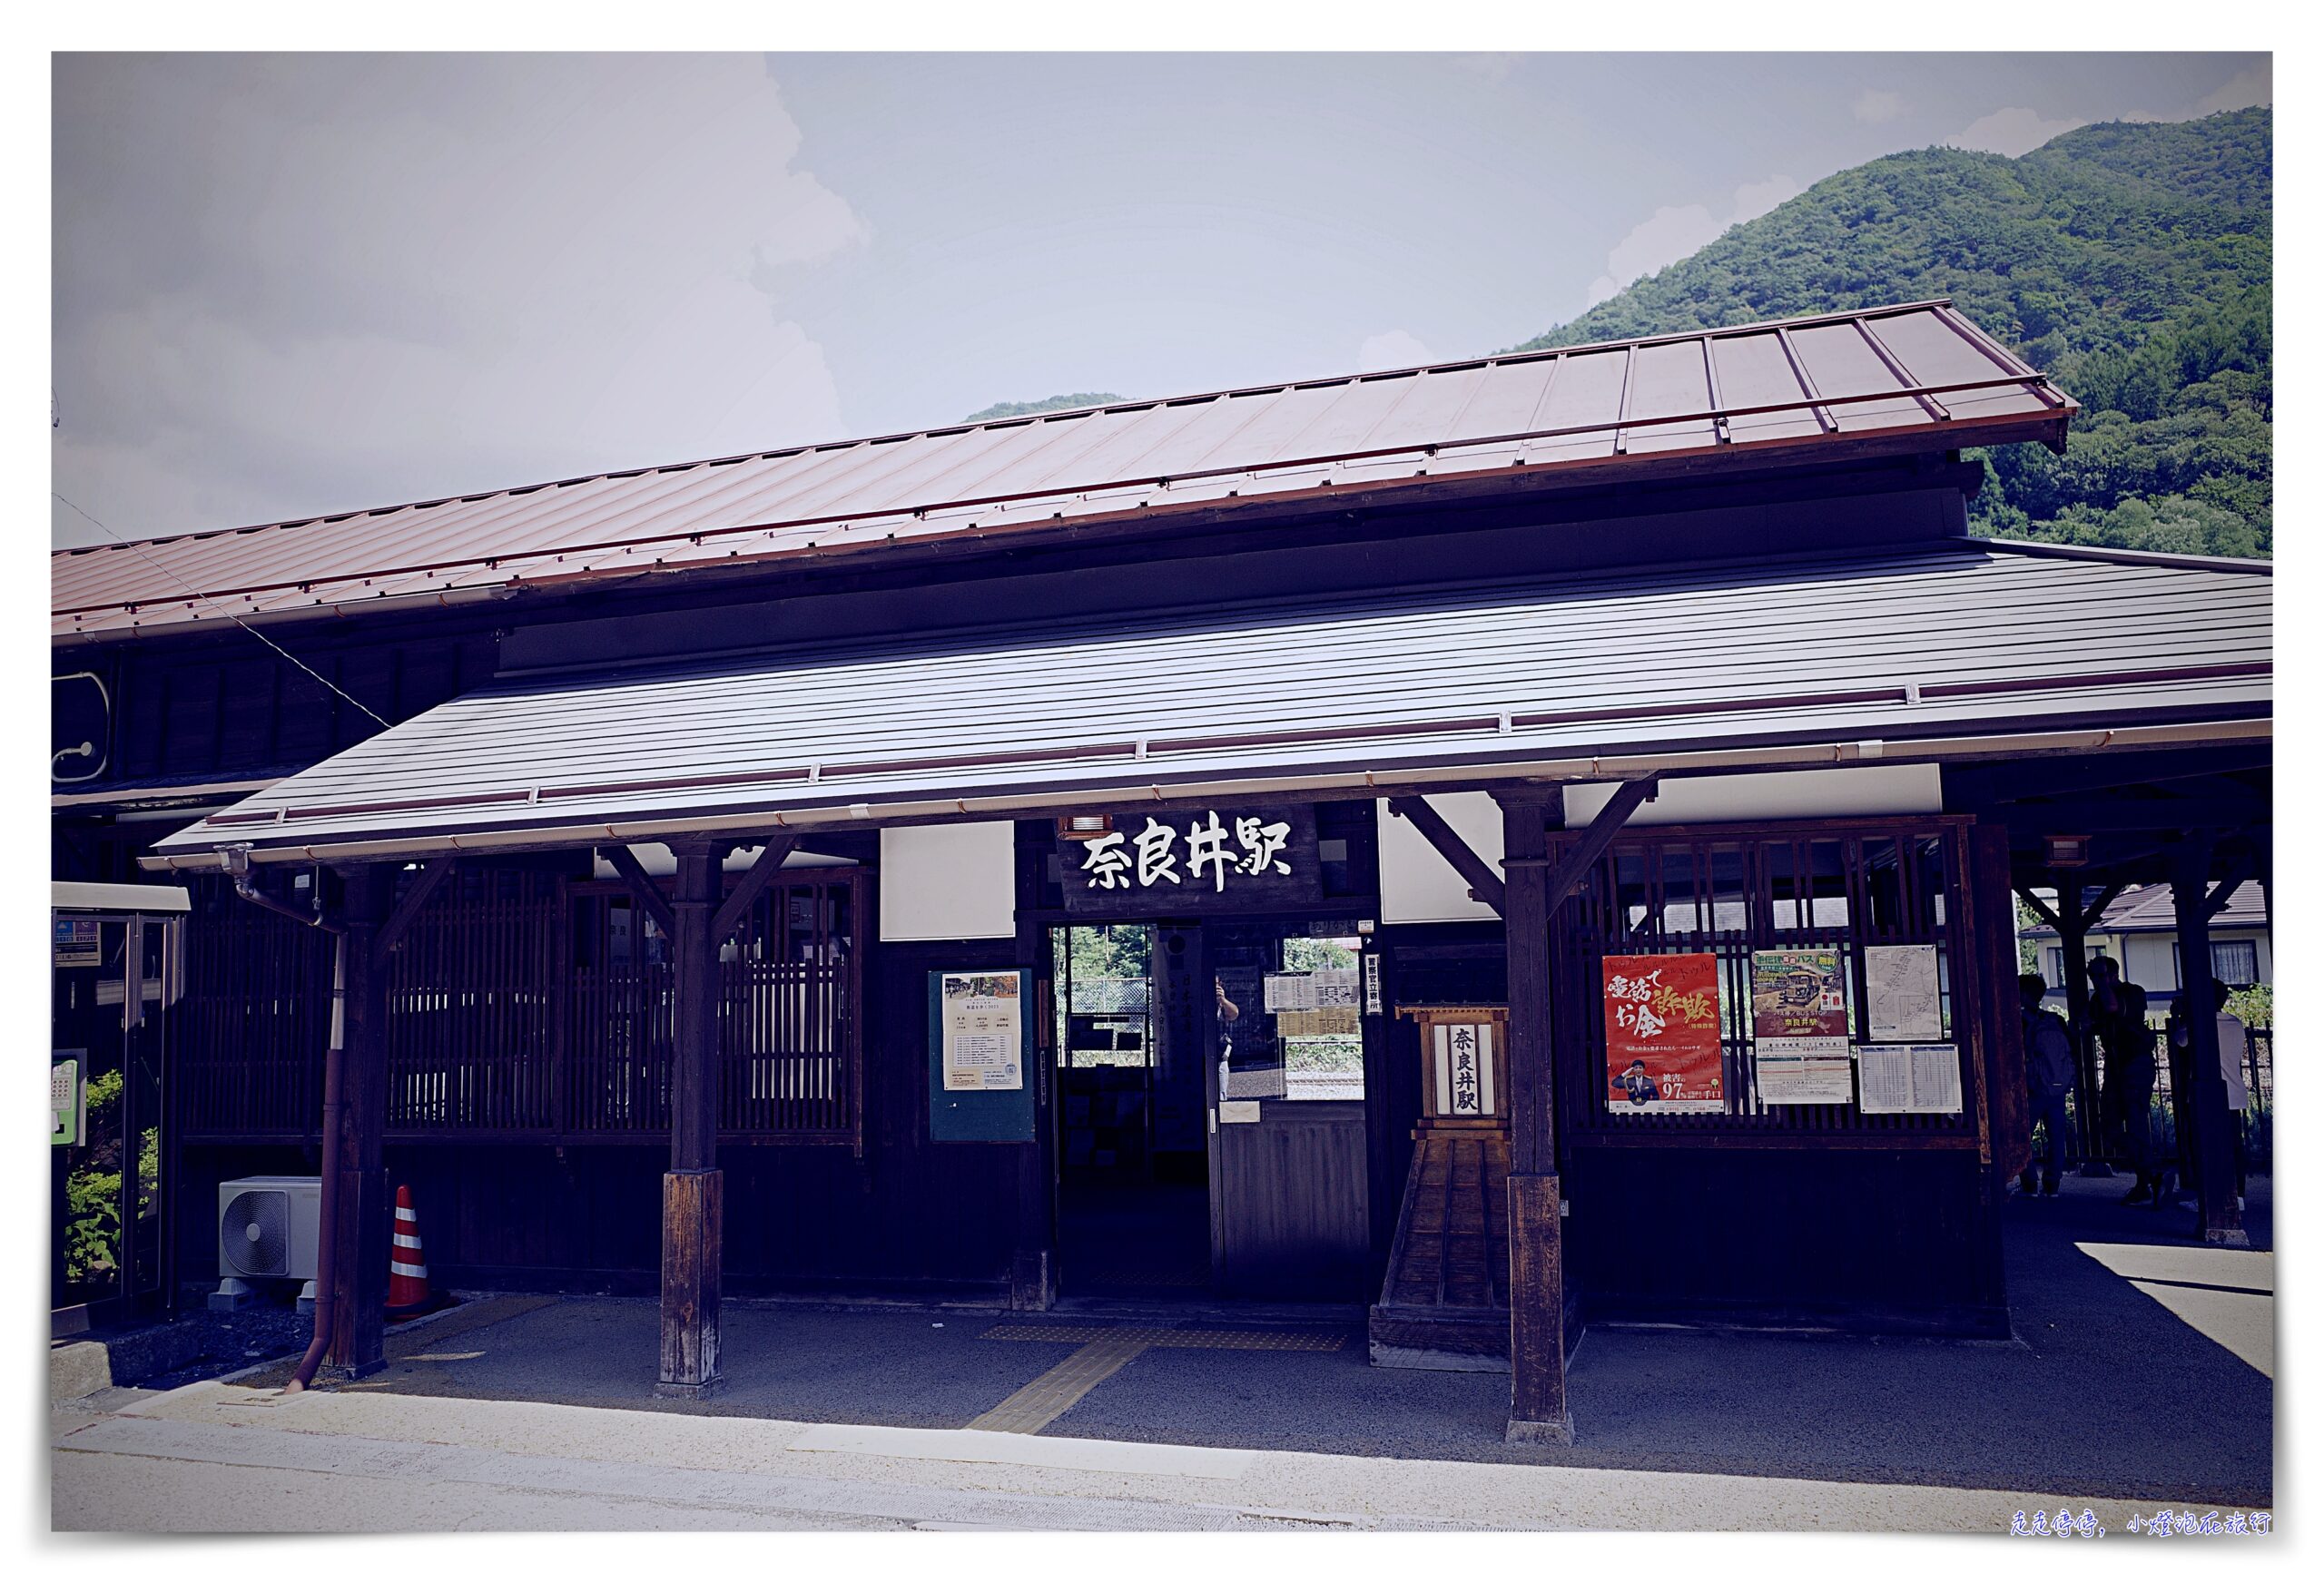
<box><xmin>1048</xmin><ymin>918</ymin><xmax>1373</xmax><ymax>1306</ymax></box>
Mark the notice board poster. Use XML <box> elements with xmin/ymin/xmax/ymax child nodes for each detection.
<box><xmin>1751</xmin><ymin>948</ymin><xmax>1853</xmax><ymax>1105</ymax></box>
<box><xmin>1856</xmin><ymin>1045</ymin><xmax>1965</xmax><ymax>1115</ymax></box>
<box><xmin>940</xmin><ymin>971</ymin><xmax>1024</xmax><ymax>1091</ymax></box>
<box><xmin>1602</xmin><ymin>953</ymin><xmax>1725</xmax><ymax>1113</ymax></box>
<box><xmin>1864</xmin><ymin>943</ymin><xmax>1944</xmax><ymax>1041</ymax></box>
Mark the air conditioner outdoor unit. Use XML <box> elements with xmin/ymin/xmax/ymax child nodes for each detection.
<box><xmin>211</xmin><ymin>1175</ymin><xmax>324</xmax><ymax>1312</ymax></box>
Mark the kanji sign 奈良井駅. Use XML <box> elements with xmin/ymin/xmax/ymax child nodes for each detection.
<box><xmin>1059</xmin><ymin>805</ymin><xmax>1324</xmax><ymax>917</ymax></box>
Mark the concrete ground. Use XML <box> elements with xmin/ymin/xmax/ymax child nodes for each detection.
<box><xmin>50</xmin><ymin>1174</ymin><xmax>2273</xmax><ymax>1531</ymax></box>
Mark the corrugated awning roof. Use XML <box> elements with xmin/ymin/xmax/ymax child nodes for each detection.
<box><xmin>145</xmin><ymin>541</ymin><xmax>2267</xmax><ymax>870</ymax></box>
<box><xmin>58</xmin><ymin>300</ymin><xmax>2072</xmax><ymax>641</ymax></box>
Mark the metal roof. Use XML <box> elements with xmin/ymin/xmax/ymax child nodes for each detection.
<box><xmin>2106</xmin><ymin>881</ymin><xmax>2269</xmax><ymax>933</ymax></box>
<box><xmin>146</xmin><ymin>541</ymin><xmax>2267</xmax><ymax>869</ymax></box>
<box><xmin>57</xmin><ymin>300</ymin><xmax>2071</xmax><ymax>641</ymax></box>
<box><xmin>54</xmin><ymin>880</ymin><xmax>192</xmax><ymax>913</ymax></box>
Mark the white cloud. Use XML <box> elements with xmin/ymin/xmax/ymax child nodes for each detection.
<box><xmin>1585</xmin><ymin>176</ymin><xmax>1801</xmax><ymax>310</ymax></box>
<box><xmin>1853</xmin><ymin>88</ymin><xmax>1906</xmax><ymax>124</ymax></box>
<box><xmin>1356</xmin><ymin>329</ymin><xmax>1433</xmax><ymax>372</ymax></box>
<box><xmin>52</xmin><ymin>55</ymin><xmax>868</xmax><ymax>546</ymax></box>
<box><xmin>2193</xmin><ymin>63</ymin><xmax>2272</xmax><ymax>115</ymax></box>
<box><xmin>1944</xmin><ymin>106</ymin><xmax>2087</xmax><ymax>157</ymax></box>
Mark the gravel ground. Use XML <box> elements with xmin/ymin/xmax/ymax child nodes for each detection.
<box><xmin>119</xmin><ymin>1299</ymin><xmax>315</xmax><ymax>1390</ymax></box>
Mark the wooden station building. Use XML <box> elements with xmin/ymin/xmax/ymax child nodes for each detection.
<box><xmin>52</xmin><ymin>300</ymin><xmax>2270</xmax><ymax>1440</ymax></box>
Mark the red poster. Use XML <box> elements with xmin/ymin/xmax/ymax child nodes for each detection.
<box><xmin>1603</xmin><ymin>953</ymin><xmax>1725</xmax><ymax>1113</ymax></box>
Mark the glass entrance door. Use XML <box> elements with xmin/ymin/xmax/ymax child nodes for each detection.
<box><xmin>1203</xmin><ymin>919</ymin><xmax>1373</xmax><ymax>1301</ymax></box>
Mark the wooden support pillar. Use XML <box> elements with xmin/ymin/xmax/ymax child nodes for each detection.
<box><xmin>1494</xmin><ymin>787</ymin><xmax>1571</xmax><ymax>1445</ymax></box>
<box><xmin>2050</xmin><ymin>875</ymin><xmax>2106</xmax><ymax>1174</ymax></box>
<box><xmin>2170</xmin><ymin>837</ymin><xmax>2248</xmax><ymax>1248</ymax></box>
<box><xmin>659</xmin><ymin>839</ymin><xmax>726</xmax><ymax>1396</ymax></box>
<box><xmin>329</xmin><ymin>865</ymin><xmax>392</xmax><ymax>1376</ymax></box>
<box><xmin>1013</xmin><ymin>897</ymin><xmax>1057</xmax><ymax>1312</ymax></box>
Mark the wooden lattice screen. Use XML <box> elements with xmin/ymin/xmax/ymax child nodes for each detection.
<box><xmin>177</xmin><ymin>867</ymin><xmax>864</xmax><ymax>1150</ymax></box>
<box><xmin>1546</xmin><ymin>817</ymin><xmax>1990</xmax><ymax>1151</ymax></box>
<box><xmin>179</xmin><ymin>882</ymin><xmax>335</xmax><ymax>1137</ymax></box>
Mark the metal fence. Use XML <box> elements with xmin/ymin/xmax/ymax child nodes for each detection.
<box><xmin>2058</xmin><ymin>1025</ymin><xmax>2272</xmax><ymax>1171</ymax></box>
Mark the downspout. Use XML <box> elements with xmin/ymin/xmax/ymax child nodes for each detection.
<box><xmin>285</xmin><ymin>933</ymin><xmax>347</xmax><ymax>1392</ymax></box>
<box><xmin>225</xmin><ymin>864</ymin><xmax>349</xmax><ymax>1392</ymax></box>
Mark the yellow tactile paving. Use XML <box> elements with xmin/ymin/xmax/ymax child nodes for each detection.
<box><xmin>968</xmin><ymin>1319</ymin><xmax>1350</xmax><ymax>1433</ymax></box>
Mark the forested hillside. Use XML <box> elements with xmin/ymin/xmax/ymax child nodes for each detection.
<box><xmin>963</xmin><ymin>392</ymin><xmax>1123</xmax><ymax>422</ymax></box>
<box><xmin>1512</xmin><ymin>109</ymin><xmax>2272</xmax><ymax>556</ymax></box>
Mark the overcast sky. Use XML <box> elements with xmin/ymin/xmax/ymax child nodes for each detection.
<box><xmin>51</xmin><ymin>51</ymin><xmax>2269</xmax><ymax>549</ymax></box>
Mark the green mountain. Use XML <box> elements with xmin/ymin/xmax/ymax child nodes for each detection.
<box><xmin>964</xmin><ymin>392</ymin><xmax>1124</xmax><ymax>422</ymax></box>
<box><xmin>1512</xmin><ymin>108</ymin><xmax>2273</xmax><ymax>557</ymax></box>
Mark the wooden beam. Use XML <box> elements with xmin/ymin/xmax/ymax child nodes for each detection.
<box><xmin>328</xmin><ymin>866</ymin><xmax>393</xmax><ymax>1378</ymax></box>
<box><xmin>2170</xmin><ymin>836</ymin><xmax>2248</xmax><ymax>1247</ymax></box>
<box><xmin>1492</xmin><ymin>787</ymin><xmax>1571</xmax><ymax>1446</ymax></box>
<box><xmin>2076</xmin><ymin>879</ymin><xmax>2130</xmax><ymax>931</ymax></box>
<box><xmin>374</xmin><ymin>858</ymin><xmax>457</xmax><ymax>957</ymax></box>
<box><xmin>1946</xmin><ymin>747</ymin><xmax>2270</xmax><ymax>803</ymax></box>
<box><xmin>1540</xmin><ymin>777</ymin><xmax>1660</xmax><ymax>912</ymax></box>
<box><xmin>602</xmin><ymin>844</ymin><xmax>678</xmax><ymax>940</ymax></box>
<box><xmin>1387</xmin><ymin>795</ymin><xmax>1505</xmax><ymax>916</ymax></box>
<box><xmin>2206</xmin><ymin>850</ymin><xmax>2259</xmax><ymax>918</ymax></box>
<box><xmin>1973</xmin><ymin>796</ymin><xmax>2269</xmax><ymax>835</ymax></box>
<box><xmin>710</xmin><ymin>835</ymin><xmax>800</xmax><ymax>945</ymax></box>
<box><xmin>659</xmin><ymin>839</ymin><xmax>725</xmax><ymax>1397</ymax></box>
<box><xmin>2013</xmin><ymin>886</ymin><xmax>2062</xmax><ymax>934</ymax></box>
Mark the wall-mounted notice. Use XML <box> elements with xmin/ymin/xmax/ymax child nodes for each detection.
<box><xmin>940</xmin><ymin>971</ymin><xmax>1024</xmax><ymax>1091</ymax></box>
<box><xmin>1751</xmin><ymin>948</ymin><xmax>1852</xmax><ymax>1106</ymax></box>
<box><xmin>1602</xmin><ymin>953</ymin><xmax>1725</xmax><ymax>1113</ymax></box>
<box><xmin>1757</xmin><ymin>1039</ymin><xmax>1856</xmax><ymax>1105</ymax></box>
<box><xmin>1864</xmin><ymin>943</ymin><xmax>1944</xmax><ymax>1042</ymax></box>
<box><xmin>1856</xmin><ymin>1045</ymin><xmax>1965</xmax><ymax>1115</ymax></box>
<box><xmin>1263</xmin><ymin>968</ymin><xmax>1360</xmax><ymax>1012</ymax></box>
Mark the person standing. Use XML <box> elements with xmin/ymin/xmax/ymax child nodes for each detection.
<box><xmin>2088</xmin><ymin>957</ymin><xmax>2159</xmax><ymax>1203</ymax></box>
<box><xmin>2020</xmin><ymin>974</ymin><xmax>2076</xmax><ymax>1197</ymax></box>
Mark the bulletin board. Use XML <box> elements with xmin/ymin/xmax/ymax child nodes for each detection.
<box><xmin>927</xmin><ymin>968</ymin><xmax>1038</xmax><ymax>1143</ymax></box>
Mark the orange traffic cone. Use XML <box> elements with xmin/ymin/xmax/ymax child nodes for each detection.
<box><xmin>387</xmin><ymin>1185</ymin><xmax>433</xmax><ymax>1316</ymax></box>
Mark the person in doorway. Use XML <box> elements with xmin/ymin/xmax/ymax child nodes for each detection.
<box><xmin>2020</xmin><ymin>974</ymin><xmax>2075</xmax><ymax>1196</ymax></box>
<box><xmin>2168</xmin><ymin>978</ymin><xmax>2250</xmax><ymax>1210</ymax></box>
<box><xmin>2088</xmin><ymin>956</ymin><xmax>2160</xmax><ymax>1203</ymax></box>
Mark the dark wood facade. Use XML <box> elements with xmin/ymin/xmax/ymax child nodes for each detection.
<box><xmin>53</xmin><ymin>370</ymin><xmax>2264</xmax><ymax>1436</ymax></box>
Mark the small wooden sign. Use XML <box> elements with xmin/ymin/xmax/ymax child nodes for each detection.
<box><xmin>1400</xmin><ymin>1004</ymin><xmax>1511</xmax><ymax>1126</ymax></box>
<box><xmin>1059</xmin><ymin>804</ymin><xmax>1323</xmax><ymax>918</ymax></box>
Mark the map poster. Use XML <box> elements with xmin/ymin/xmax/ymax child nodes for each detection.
<box><xmin>940</xmin><ymin>971</ymin><xmax>1023</xmax><ymax>1092</ymax></box>
<box><xmin>1602</xmin><ymin>953</ymin><xmax>1725</xmax><ymax>1114</ymax></box>
<box><xmin>1864</xmin><ymin>943</ymin><xmax>1944</xmax><ymax>1041</ymax></box>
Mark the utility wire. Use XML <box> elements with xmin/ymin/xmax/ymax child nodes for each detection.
<box><xmin>52</xmin><ymin>491</ymin><xmax>392</xmax><ymax>729</ymax></box>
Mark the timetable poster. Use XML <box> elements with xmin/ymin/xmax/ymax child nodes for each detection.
<box><xmin>1603</xmin><ymin>953</ymin><xmax>1725</xmax><ymax>1113</ymax></box>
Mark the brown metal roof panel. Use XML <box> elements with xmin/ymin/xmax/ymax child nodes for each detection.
<box><xmin>1707</xmin><ymin>331</ymin><xmax>1831</xmax><ymax>445</ymax></box>
<box><xmin>1349</xmin><ymin>364</ymin><xmax>1497</xmax><ymax>453</ymax></box>
<box><xmin>1784</xmin><ymin>320</ymin><xmax>1931</xmax><ymax>434</ymax></box>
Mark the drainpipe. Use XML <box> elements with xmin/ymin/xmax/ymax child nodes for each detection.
<box><xmin>224</xmin><ymin>861</ymin><xmax>349</xmax><ymax>1392</ymax></box>
<box><xmin>284</xmin><ymin>933</ymin><xmax>347</xmax><ymax>1391</ymax></box>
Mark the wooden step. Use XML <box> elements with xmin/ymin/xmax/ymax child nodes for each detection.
<box><xmin>1368</xmin><ymin>1127</ymin><xmax>1513</xmax><ymax>1371</ymax></box>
